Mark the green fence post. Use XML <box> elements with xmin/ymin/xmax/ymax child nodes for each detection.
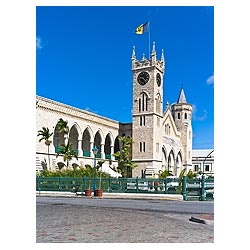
<box><xmin>58</xmin><ymin>177</ymin><xmax>61</xmax><ymax>191</ymax></box>
<box><xmin>182</xmin><ymin>176</ymin><xmax>187</xmax><ymax>201</ymax></box>
<box><xmin>37</xmin><ymin>176</ymin><xmax>40</xmax><ymax>194</ymax></box>
<box><xmin>201</xmin><ymin>175</ymin><xmax>206</xmax><ymax>201</ymax></box>
<box><xmin>108</xmin><ymin>177</ymin><xmax>111</xmax><ymax>193</ymax></box>
<box><xmin>136</xmin><ymin>177</ymin><xmax>139</xmax><ymax>193</ymax></box>
<box><xmin>164</xmin><ymin>178</ymin><xmax>167</xmax><ymax>194</ymax></box>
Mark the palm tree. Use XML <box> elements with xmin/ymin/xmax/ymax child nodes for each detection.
<box><xmin>113</xmin><ymin>136</ymin><xmax>136</xmax><ymax>177</ymax></box>
<box><xmin>56</xmin><ymin>141</ymin><xmax>78</xmax><ymax>168</ymax></box>
<box><xmin>37</xmin><ymin>127</ymin><xmax>53</xmax><ymax>170</ymax></box>
<box><xmin>56</xmin><ymin>118</ymin><xmax>69</xmax><ymax>134</ymax></box>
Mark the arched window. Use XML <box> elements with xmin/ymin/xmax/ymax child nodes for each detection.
<box><xmin>138</xmin><ymin>93</ymin><xmax>148</xmax><ymax>112</ymax></box>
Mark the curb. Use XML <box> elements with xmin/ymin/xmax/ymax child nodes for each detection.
<box><xmin>36</xmin><ymin>191</ymin><xmax>183</xmax><ymax>201</ymax></box>
<box><xmin>189</xmin><ymin>215</ymin><xmax>214</xmax><ymax>225</ymax></box>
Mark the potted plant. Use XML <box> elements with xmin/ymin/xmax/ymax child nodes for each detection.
<box><xmin>94</xmin><ymin>160</ymin><xmax>104</xmax><ymax>197</ymax></box>
<box><xmin>84</xmin><ymin>178</ymin><xmax>92</xmax><ymax>197</ymax></box>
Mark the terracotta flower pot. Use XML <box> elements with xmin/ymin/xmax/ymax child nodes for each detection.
<box><xmin>84</xmin><ymin>189</ymin><xmax>92</xmax><ymax>197</ymax></box>
<box><xmin>94</xmin><ymin>189</ymin><xmax>103</xmax><ymax>197</ymax></box>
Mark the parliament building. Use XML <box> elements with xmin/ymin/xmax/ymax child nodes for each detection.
<box><xmin>36</xmin><ymin>43</ymin><xmax>193</xmax><ymax>178</ymax></box>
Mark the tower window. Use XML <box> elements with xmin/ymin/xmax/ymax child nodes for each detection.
<box><xmin>184</xmin><ymin>113</ymin><xmax>187</xmax><ymax>119</ymax></box>
<box><xmin>139</xmin><ymin>142</ymin><xmax>146</xmax><ymax>152</ymax></box>
<box><xmin>177</xmin><ymin>113</ymin><xmax>181</xmax><ymax>119</ymax></box>
<box><xmin>140</xmin><ymin>116</ymin><xmax>145</xmax><ymax>126</ymax></box>
<box><xmin>139</xmin><ymin>93</ymin><xmax>148</xmax><ymax>112</ymax></box>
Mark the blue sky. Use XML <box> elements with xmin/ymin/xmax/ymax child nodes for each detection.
<box><xmin>36</xmin><ymin>6</ymin><xmax>214</xmax><ymax>149</ymax></box>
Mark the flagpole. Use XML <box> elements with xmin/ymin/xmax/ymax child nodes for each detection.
<box><xmin>148</xmin><ymin>21</ymin><xmax>150</xmax><ymax>58</ymax></box>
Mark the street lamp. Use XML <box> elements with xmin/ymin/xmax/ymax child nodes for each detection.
<box><xmin>92</xmin><ymin>146</ymin><xmax>98</xmax><ymax>191</ymax></box>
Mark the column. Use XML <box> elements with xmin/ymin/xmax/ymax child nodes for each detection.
<box><xmin>110</xmin><ymin>145</ymin><xmax>115</xmax><ymax>160</ymax></box>
<box><xmin>101</xmin><ymin>143</ymin><xmax>105</xmax><ymax>159</ymax></box>
<box><xmin>78</xmin><ymin>139</ymin><xmax>83</xmax><ymax>157</ymax></box>
<box><xmin>90</xmin><ymin>141</ymin><xmax>94</xmax><ymax>157</ymax></box>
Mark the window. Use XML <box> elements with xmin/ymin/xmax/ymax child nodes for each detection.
<box><xmin>184</xmin><ymin>113</ymin><xmax>187</xmax><ymax>119</ymax></box>
<box><xmin>139</xmin><ymin>93</ymin><xmax>149</xmax><ymax>112</ymax></box>
<box><xmin>140</xmin><ymin>142</ymin><xmax>146</xmax><ymax>152</ymax></box>
<box><xmin>205</xmin><ymin>164</ymin><xmax>210</xmax><ymax>172</ymax></box>
<box><xmin>194</xmin><ymin>164</ymin><xmax>199</xmax><ymax>172</ymax></box>
<box><xmin>177</xmin><ymin>113</ymin><xmax>180</xmax><ymax>119</ymax></box>
<box><xmin>165</xmin><ymin>124</ymin><xmax>170</xmax><ymax>135</ymax></box>
<box><xmin>140</xmin><ymin>116</ymin><xmax>145</xmax><ymax>126</ymax></box>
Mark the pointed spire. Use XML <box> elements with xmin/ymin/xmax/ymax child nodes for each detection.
<box><xmin>177</xmin><ymin>87</ymin><xmax>187</xmax><ymax>104</ymax></box>
<box><xmin>151</xmin><ymin>41</ymin><xmax>156</xmax><ymax>56</ymax></box>
<box><xmin>132</xmin><ymin>46</ymin><xmax>136</xmax><ymax>60</ymax></box>
<box><xmin>161</xmin><ymin>49</ymin><xmax>165</xmax><ymax>62</ymax></box>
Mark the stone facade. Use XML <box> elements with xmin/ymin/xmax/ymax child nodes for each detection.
<box><xmin>36</xmin><ymin>42</ymin><xmax>193</xmax><ymax>178</ymax></box>
<box><xmin>131</xmin><ymin>43</ymin><xmax>192</xmax><ymax>177</ymax></box>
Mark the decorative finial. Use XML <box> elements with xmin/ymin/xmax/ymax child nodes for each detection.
<box><xmin>161</xmin><ymin>49</ymin><xmax>164</xmax><ymax>61</ymax></box>
<box><xmin>132</xmin><ymin>46</ymin><xmax>136</xmax><ymax>59</ymax></box>
<box><xmin>152</xmin><ymin>41</ymin><xmax>156</xmax><ymax>52</ymax></box>
<box><xmin>166</xmin><ymin>101</ymin><xmax>170</xmax><ymax>110</ymax></box>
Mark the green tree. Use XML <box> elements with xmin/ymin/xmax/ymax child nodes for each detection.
<box><xmin>56</xmin><ymin>141</ymin><xmax>78</xmax><ymax>168</ymax></box>
<box><xmin>113</xmin><ymin>136</ymin><xmax>136</xmax><ymax>177</ymax></box>
<box><xmin>187</xmin><ymin>169</ymin><xmax>197</xmax><ymax>178</ymax></box>
<box><xmin>158</xmin><ymin>170</ymin><xmax>173</xmax><ymax>178</ymax></box>
<box><xmin>56</xmin><ymin>118</ymin><xmax>69</xmax><ymax>134</ymax></box>
<box><xmin>37</xmin><ymin>127</ymin><xmax>53</xmax><ymax>170</ymax></box>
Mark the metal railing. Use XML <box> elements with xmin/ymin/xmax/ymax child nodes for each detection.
<box><xmin>36</xmin><ymin>176</ymin><xmax>214</xmax><ymax>200</ymax></box>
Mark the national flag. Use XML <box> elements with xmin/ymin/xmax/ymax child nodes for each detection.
<box><xmin>135</xmin><ymin>22</ymin><xmax>149</xmax><ymax>35</ymax></box>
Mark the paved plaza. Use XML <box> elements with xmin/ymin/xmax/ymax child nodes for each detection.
<box><xmin>36</xmin><ymin>196</ymin><xmax>214</xmax><ymax>243</ymax></box>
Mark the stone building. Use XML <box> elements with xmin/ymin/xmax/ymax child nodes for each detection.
<box><xmin>36</xmin><ymin>43</ymin><xmax>193</xmax><ymax>177</ymax></box>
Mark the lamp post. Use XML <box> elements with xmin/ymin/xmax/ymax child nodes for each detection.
<box><xmin>92</xmin><ymin>146</ymin><xmax>98</xmax><ymax>191</ymax></box>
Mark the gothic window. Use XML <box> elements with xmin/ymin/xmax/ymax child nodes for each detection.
<box><xmin>138</xmin><ymin>93</ymin><xmax>149</xmax><ymax>112</ymax></box>
<box><xmin>165</xmin><ymin>124</ymin><xmax>170</xmax><ymax>135</ymax></box>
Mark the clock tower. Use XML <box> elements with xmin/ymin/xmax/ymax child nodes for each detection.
<box><xmin>131</xmin><ymin>42</ymin><xmax>165</xmax><ymax>177</ymax></box>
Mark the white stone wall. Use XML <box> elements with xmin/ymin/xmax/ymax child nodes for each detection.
<box><xmin>36</xmin><ymin>96</ymin><xmax>120</xmax><ymax>170</ymax></box>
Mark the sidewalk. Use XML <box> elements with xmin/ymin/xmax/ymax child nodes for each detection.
<box><xmin>36</xmin><ymin>191</ymin><xmax>183</xmax><ymax>201</ymax></box>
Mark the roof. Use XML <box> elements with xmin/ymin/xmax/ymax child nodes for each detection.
<box><xmin>192</xmin><ymin>149</ymin><xmax>214</xmax><ymax>158</ymax></box>
<box><xmin>177</xmin><ymin>88</ymin><xmax>187</xmax><ymax>104</ymax></box>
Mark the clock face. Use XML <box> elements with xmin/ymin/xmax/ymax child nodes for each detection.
<box><xmin>156</xmin><ymin>73</ymin><xmax>161</xmax><ymax>87</ymax></box>
<box><xmin>137</xmin><ymin>71</ymin><xmax>150</xmax><ymax>85</ymax></box>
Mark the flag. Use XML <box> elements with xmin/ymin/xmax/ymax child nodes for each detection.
<box><xmin>135</xmin><ymin>22</ymin><xmax>149</xmax><ymax>35</ymax></box>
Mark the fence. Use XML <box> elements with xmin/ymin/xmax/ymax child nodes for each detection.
<box><xmin>36</xmin><ymin>176</ymin><xmax>214</xmax><ymax>200</ymax></box>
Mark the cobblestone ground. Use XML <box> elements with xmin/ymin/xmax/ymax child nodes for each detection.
<box><xmin>37</xmin><ymin>203</ymin><xmax>214</xmax><ymax>243</ymax></box>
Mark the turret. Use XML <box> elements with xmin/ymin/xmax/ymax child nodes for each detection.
<box><xmin>171</xmin><ymin>87</ymin><xmax>193</xmax><ymax>168</ymax></box>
